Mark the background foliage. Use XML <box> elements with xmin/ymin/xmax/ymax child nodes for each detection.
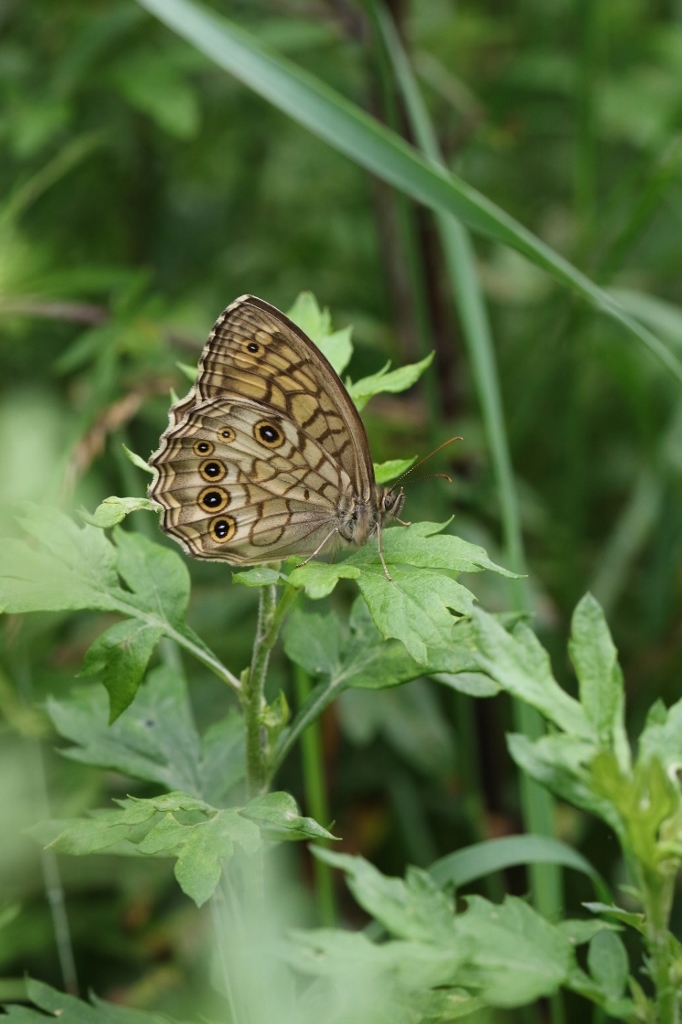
<box><xmin>1</xmin><ymin>0</ymin><xmax>682</xmax><ymax>1020</ymax></box>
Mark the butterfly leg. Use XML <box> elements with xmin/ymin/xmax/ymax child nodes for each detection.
<box><xmin>377</xmin><ymin>519</ymin><xmax>393</xmax><ymax>582</ymax></box>
<box><xmin>295</xmin><ymin>526</ymin><xmax>339</xmax><ymax>569</ymax></box>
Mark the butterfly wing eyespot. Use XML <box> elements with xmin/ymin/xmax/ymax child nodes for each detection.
<box><xmin>198</xmin><ymin>486</ymin><xmax>230</xmax><ymax>513</ymax></box>
<box><xmin>219</xmin><ymin>427</ymin><xmax>236</xmax><ymax>443</ymax></box>
<box><xmin>199</xmin><ymin>459</ymin><xmax>226</xmax><ymax>482</ymax></box>
<box><xmin>210</xmin><ymin>516</ymin><xmax>236</xmax><ymax>543</ymax></box>
<box><xmin>246</xmin><ymin>341</ymin><xmax>261</xmax><ymax>354</ymax></box>
<box><xmin>193</xmin><ymin>439</ymin><xmax>214</xmax><ymax>456</ymax></box>
<box><xmin>254</xmin><ymin>420</ymin><xmax>285</xmax><ymax>449</ymax></box>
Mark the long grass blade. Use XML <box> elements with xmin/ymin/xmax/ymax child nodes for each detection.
<box><xmin>134</xmin><ymin>0</ymin><xmax>682</xmax><ymax>387</ymax></box>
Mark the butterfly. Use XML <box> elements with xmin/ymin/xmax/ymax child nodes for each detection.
<box><xmin>148</xmin><ymin>295</ymin><xmax>412</xmax><ymax>579</ymax></box>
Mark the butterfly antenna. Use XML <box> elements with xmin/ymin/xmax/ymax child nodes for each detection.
<box><xmin>393</xmin><ymin>436</ymin><xmax>462</xmax><ymax>487</ymax></box>
<box><xmin>404</xmin><ymin>472</ymin><xmax>453</xmax><ymax>487</ymax></box>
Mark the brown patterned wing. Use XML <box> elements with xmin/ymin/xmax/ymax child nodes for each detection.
<box><xmin>197</xmin><ymin>295</ymin><xmax>375</xmax><ymax>501</ymax></box>
<box><xmin>148</xmin><ymin>397</ymin><xmax>353</xmax><ymax>564</ymax></box>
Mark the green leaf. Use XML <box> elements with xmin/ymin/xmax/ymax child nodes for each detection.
<box><xmin>134</xmin><ymin>0</ymin><xmax>682</xmax><ymax>387</ymax></box>
<box><xmin>122</xmin><ymin>444</ymin><xmax>155</xmax><ymax>476</ymax></box>
<box><xmin>583</xmin><ymin>902</ymin><xmax>645</xmax><ymax>934</ymax></box>
<box><xmin>507</xmin><ymin>734</ymin><xmax>622</xmax><ymax>837</ymax></box>
<box><xmin>0</xmin><ymin>505</ymin><xmax>121</xmax><ymax>613</ymax></box>
<box><xmin>348</xmin><ymin>352</ymin><xmax>434</xmax><ymax>411</ymax></box>
<box><xmin>587</xmin><ymin>929</ymin><xmax>629</xmax><ymax>1002</ymax></box>
<box><xmin>431</xmin><ymin>671</ymin><xmax>500</xmax><ymax>697</ymax></box>
<box><xmin>288</xmin><ymin>929</ymin><xmax>463</xmax><ymax>990</ymax></box>
<box><xmin>288</xmin><ymin>523</ymin><xmax>516</xmax><ymax>662</ymax></box>
<box><xmin>569</xmin><ymin>594</ymin><xmax>627</xmax><ymax>755</ymax></box>
<box><xmin>80</xmin><ymin>620</ymin><xmax>164</xmax><ymax>722</ymax></box>
<box><xmin>456</xmin><ymin>895</ymin><xmax>574</xmax><ymax>1008</ymax></box>
<box><xmin>470</xmin><ymin>609</ymin><xmax>592</xmax><ymax>738</ymax></box>
<box><xmin>80</xmin><ymin>496</ymin><xmax>161</xmax><ymax>528</ymax></box>
<box><xmin>114</xmin><ymin>527</ymin><xmax>190</xmax><ymax>627</ymax></box>
<box><xmin>314</xmin><ymin>849</ymin><xmax>457</xmax><ymax>945</ymax></box>
<box><xmin>111</xmin><ymin>50</ymin><xmax>200</xmax><ymax>139</ymax></box>
<box><xmin>4</xmin><ymin>979</ymin><xmax>175</xmax><ymax>1024</ymax></box>
<box><xmin>139</xmin><ymin>808</ymin><xmax>260</xmax><ymax>906</ymax></box>
<box><xmin>176</xmin><ymin>360</ymin><xmax>197</xmax><ymax>382</ymax></box>
<box><xmin>46</xmin><ymin>667</ymin><xmax>244</xmax><ymax>804</ymax></box>
<box><xmin>373</xmin><ymin>457</ymin><xmax>417</xmax><ymax>485</ymax></box>
<box><xmin>233</xmin><ymin>566</ymin><xmax>286</xmax><ymax>587</ymax></box>
<box><xmin>242</xmin><ymin>791</ymin><xmax>336</xmax><ymax>841</ymax></box>
<box><xmin>286</xmin><ymin>291</ymin><xmax>353</xmax><ymax>375</ymax></box>
<box><xmin>638</xmin><ymin>696</ymin><xmax>682</xmax><ymax>776</ymax></box>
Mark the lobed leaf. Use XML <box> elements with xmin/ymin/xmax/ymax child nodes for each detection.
<box><xmin>348</xmin><ymin>352</ymin><xmax>433</xmax><ymax>411</ymax></box>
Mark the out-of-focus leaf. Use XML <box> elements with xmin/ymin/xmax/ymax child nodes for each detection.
<box><xmin>80</xmin><ymin>496</ymin><xmax>161</xmax><ymax>528</ymax></box>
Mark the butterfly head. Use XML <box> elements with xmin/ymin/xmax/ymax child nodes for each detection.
<box><xmin>379</xmin><ymin>486</ymin><xmax>406</xmax><ymax>521</ymax></box>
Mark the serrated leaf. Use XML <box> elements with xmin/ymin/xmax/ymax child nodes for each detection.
<box><xmin>638</xmin><ymin>696</ymin><xmax>682</xmax><ymax>776</ymax></box>
<box><xmin>46</xmin><ymin>667</ymin><xmax>244</xmax><ymax>803</ymax></box>
<box><xmin>348</xmin><ymin>352</ymin><xmax>433</xmax><ymax>411</ymax></box>
<box><xmin>114</xmin><ymin>527</ymin><xmax>190</xmax><ymax>626</ymax></box>
<box><xmin>287</xmin><ymin>291</ymin><xmax>353</xmax><ymax>375</ymax></box>
<box><xmin>243</xmin><ymin>791</ymin><xmax>335</xmax><ymax>841</ymax></box>
<box><xmin>569</xmin><ymin>594</ymin><xmax>626</xmax><ymax>755</ymax></box>
<box><xmin>456</xmin><ymin>895</ymin><xmax>574</xmax><ymax>1008</ymax></box>
<box><xmin>80</xmin><ymin>619</ymin><xmax>164</xmax><ymax>721</ymax></box>
<box><xmin>314</xmin><ymin>849</ymin><xmax>457</xmax><ymax>944</ymax></box>
<box><xmin>0</xmin><ymin>506</ymin><xmax>121</xmax><ymax>613</ymax></box>
<box><xmin>470</xmin><ymin>609</ymin><xmax>592</xmax><ymax>738</ymax></box>
<box><xmin>139</xmin><ymin>808</ymin><xmax>261</xmax><ymax>906</ymax></box>
<box><xmin>80</xmin><ymin>495</ymin><xmax>161</xmax><ymax>528</ymax></box>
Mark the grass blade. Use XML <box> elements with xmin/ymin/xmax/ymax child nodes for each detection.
<box><xmin>134</xmin><ymin>0</ymin><xmax>682</xmax><ymax>386</ymax></box>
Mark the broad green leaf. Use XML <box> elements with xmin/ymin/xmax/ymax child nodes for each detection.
<box><xmin>373</xmin><ymin>457</ymin><xmax>416</xmax><ymax>485</ymax></box>
<box><xmin>456</xmin><ymin>895</ymin><xmax>574</xmax><ymax>1008</ymax></box>
<box><xmin>283</xmin><ymin>608</ymin><xmax>342</xmax><ymax>678</ymax></box>
<box><xmin>314</xmin><ymin>849</ymin><xmax>457</xmax><ymax>945</ymax></box>
<box><xmin>288</xmin><ymin>522</ymin><xmax>515</xmax><ymax>662</ymax></box>
<box><xmin>507</xmin><ymin>734</ymin><xmax>623</xmax><ymax>838</ymax></box>
<box><xmin>0</xmin><ymin>506</ymin><xmax>120</xmax><ymax>613</ymax></box>
<box><xmin>286</xmin><ymin>291</ymin><xmax>353</xmax><ymax>376</ymax></box>
<box><xmin>80</xmin><ymin>495</ymin><xmax>161</xmax><ymax>528</ymax></box>
<box><xmin>3</xmin><ymin>979</ymin><xmax>174</xmax><ymax>1024</ymax></box>
<box><xmin>569</xmin><ymin>594</ymin><xmax>627</xmax><ymax>757</ymax></box>
<box><xmin>587</xmin><ymin>930</ymin><xmax>629</xmax><ymax>1002</ymax></box>
<box><xmin>470</xmin><ymin>609</ymin><xmax>592</xmax><ymax>738</ymax></box>
<box><xmin>80</xmin><ymin>620</ymin><xmax>164</xmax><ymax>722</ymax></box>
<box><xmin>46</xmin><ymin>667</ymin><xmax>244</xmax><ymax>804</ymax></box>
<box><xmin>431</xmin><ymin>671</ymin><xmax>500</xmax><ymax>697</ymax></box>
<box><xmin>139</xmin><ymin>808</ymin><xmax>260</xmax><ymax>906</ymax></box>
<box><xmin>114</xmin><ymin>527</ymin><xmax>189</xmax><ymax>626</ymax></box>
<box><xmin>288</xmin><ymin>929</ymin><xmax>463</xmax><ymax>990</ymax></box>
<box><xmin>243</xmin><ymin>791</ymin><xmax>335</xmax><ymax>841</ymax></box>
<box><xmin>134</xmin><ymin>0</ymin><xmax>682</xmax><ymax>387</ymax></box>
<box><xmin>348</xmin><ymin>352</ymin><xmax>434</xmax><ymax>411</ymax></box>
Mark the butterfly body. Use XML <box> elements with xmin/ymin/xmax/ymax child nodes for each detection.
<box><xmin>148</xmin><ymin>295</ymin><xmax>406</xmax><ymax>575</ymax></box>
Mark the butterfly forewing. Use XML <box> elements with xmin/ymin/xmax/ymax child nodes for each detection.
<box><xmin>198</xmin><ymin>296</ymin><xmax>374</xmax><ymax>498</ymax></box>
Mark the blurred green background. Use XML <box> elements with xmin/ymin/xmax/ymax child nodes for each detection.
<box><xmin>1</xmin><ymin>0</ymin><xmax>682</xmax><ymax>1017</ymax></box>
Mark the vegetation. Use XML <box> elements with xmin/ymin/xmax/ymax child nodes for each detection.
<box><xmin>2</xmin><ymin>1</ymin><xmax>682</xmax><ymax>1021</ymax></box>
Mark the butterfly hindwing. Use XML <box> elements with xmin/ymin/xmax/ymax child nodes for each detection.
<box><xmin>149</xmin><ymin>398</ymin><xmax>353</xmax><ymax>563</ymax></box>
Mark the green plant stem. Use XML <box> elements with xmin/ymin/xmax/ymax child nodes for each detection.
<box><xmin>243</xmin><ymin>583</ymin><xmax>300</xmax><ymax>797</ymax></box>
<box><xmin>642</xmin><ymin>868</ymin><xmax>678</xmax><ymax>1024</ymax></box>
<box><xmin>293</xmin><ymin>664</ymin><xmax>336</xmax><ymax>927</ymax></box>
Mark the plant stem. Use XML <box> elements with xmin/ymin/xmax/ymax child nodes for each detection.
<box><xmin>243</xmin><ymin>583</ymin><xmax>300</xmax><ymax>797</ymax></box>
<box><xmin>294</xmin><ymin>664</ymin><xmax>336</xmax><ymax>927</ymax></box>
<box><xmin>642</xmin><ymin>867</ymin><xmax>678</xmax><ymax>1024</ymax></box>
